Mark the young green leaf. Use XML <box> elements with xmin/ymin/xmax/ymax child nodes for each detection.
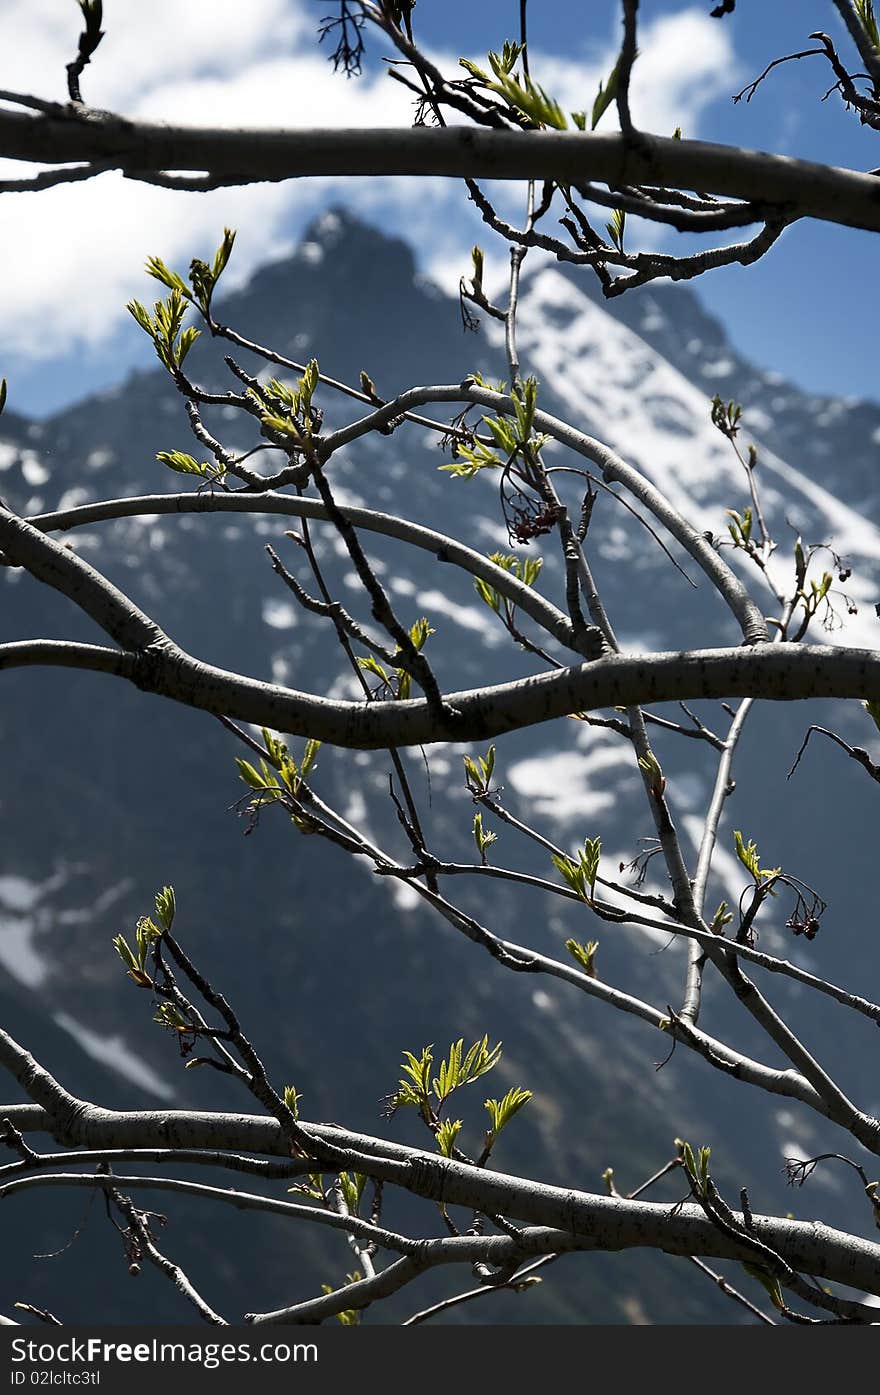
<box><xmin>126</xmin><ymin>299</ymin><xmax>154</xmax><ymax>335</ymax></box>
<box><xmin>591</xmin><ymin>55</ymin><xmax>621</xmax><ymax>129</ymax></box>
<box><xmin>733</xmin><ymin>830</ymin><xmax>780</xmax><ymax>886</ymax></box>
<box><xmin>235</xmin><ymin>758</ymin><xmax>270</xmax><ymax>791</ymax></box>
<box><xmin>287</xmin><ymin>1174</ymin><xmax>325</xmax><ymax>1202</ymax></box>
<box><xmin>408</xmin><ymin>617</ymin><xmax>434</xmax><ymax>651</ymax></box>
<box><xmin>156</xmin><ymin>450</ymin><xmax>216</xmax><ymax>479</ymax></box>
<box><xmin>358</xmin><ymin>655</ymin><xmax>390</xmax><ymax>684</ymax></box>
<box><xmin>153</xmin><ymin>1002</ymin><xmax>191</xmax><ymax>1032</ymax></box>
<box><xmin>145</xmin><ymin>256</ymin><xmax>190</xmax><ymax>297</ymax></box>
<box><xmin>564</xmin><ymin>938</ymin><xmax>599</xmax><ymax>977</ymax></box>
<box><xmin>638</xmin><ymin>751</ymin><xmax>666</xmax><ymax>798</ymax></box>
<box><xmin>473</xmin><ymin>576</ymin><xmax>502</xmax><ymax>613</ymax></box>
<box><xmin>680</xmin><ymin>1140</ymin><xmax>712</xmax><ymax>1199</ymax></box>
<box><xmin>260</xmin><ymin>729</ymin><xmax>288</xmax><ymax>769</ymax></box>
<box><xmin>320</xmin><ymin>1274</ymin><xmax>361</xmax><ymax>1325</ymax></box>
<box><xmin>856</xmin><ymin>0</ymin><xmax>880</xmax><ymax>49</ymax></box>
<box><xmin>436</xmin><ymin>1118</ymin><xmax>463</xmax><ymax>1158</ymax></box>
<box><xmin>154</xmin><ymin>885</ymin><xmax>176</xmax><ymax>932</ymax></box>
<box><xmin>473</xmin><ymin>811</ymin><xmax>498</xmax><ymax>865</ymax></box>
<box><xmin>439</xmin><ymin>436</ymin><xmax>503</xmax><ymax>478</ymax></box>
<box><xmin>711</xmin><ymin>394</ymin><xmax>742</xmax><ymax>437</ymax></box>
<box><xmin>433</xmin><ymin>1040</ymin><xmax>462</xmax><ymax>1105</ymax></box>
<box><xmin>211</xmin><ymin>227</ymin><xmax>237</xmax><ymax>281</ymax></box>
<box><xmin>605</xmin><ymin>208</ymin><xmax>626</xmax><ymax>254</ymax></box>
<box><xmin>432</xmin><ymin>1036</ymin><xmax>502</xmax><ymax>1107</ymax></box>
<box><xmin>553</xmin><ymin>837</ymin><xmax>601</xmax><ymax>902</ymax></box>
<box><xmin>338</xmin><ymin>1171</ymin><xmax>367</xmax><ymax>1214</ymax></box>
<box><xmin>301</xmin><ymin>739</ymin><xmax>321</xmax><ymax>777</ymax></box>
<box><xmin>463</xmin><ymin>745</ymin><xmax>496</xmax><ymax>793</ymax></box>
<box><xmin>112</xmin><ymin>933</ymin><xmax>144</xmax><ymax>980</ymax></box>
<box><xmin>725</xmin><ymin>507</ymin><xmax>753</xmax><ymax>548</ymax></box>
<box><xmin>741</xmin><ymin>1262</ymin><xmax>785</xmax><ymax>1312</ymax></box>
<box><xmin>484</xmin><ymin>1086</ymin><xmax>532</xmax><ymax>1140</ymax></box>
<box><xmin>283</xmin><ymin>1085</ymin><xmax>303</xmax><ymax>1119</ymax></box>
<box><xmin>388</xmin><ymin>1045</ymin><xmax>434</xmax><ymax>1116</ymax></box>
<box><xmin>470</xmin><ymin>244</ymin><xmax>484</xmax><ymax>293</ymax></box>
<box><xmin>176</xmin><ymin>325</ymin><xmax>201</xmax><ymax>365</ymax></box>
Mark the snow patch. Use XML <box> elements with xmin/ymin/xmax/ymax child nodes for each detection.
<box><xmin>262</xmin><ymin>597</ymin><xmax>298</xmax><ymax>629</ymax></box>
<box><xmin>508</xmin><ymin>745</ymin><xmax>635</xmax><ymax>823</ymax></box>
<box><xmin>56</xmin><ymin>486</ymin><xmax>92</xmax><ymax>511</ymax></box>
<box><xmin>21</xmin><ymin>452</ymin><xmax>49</xmax><ymax>486</ymax></box>
<box><xmin>53</xmin><ymin>1011</ymin><xmax>176</xmax><ymax>1100</ymax></box>
<box><xmin>389</xmin><ymin>881</ymin><xmax>420</xmax><ymax>913</ymax></box>
<box><xmin>416</xmin><ymin>589</ymin><xmax>503</xmax><ymax>643</ymax></box>
<box><xmin>86</xmin><ymin>448</ymin><xmax>115</xmax><ymax>470</ymax></box>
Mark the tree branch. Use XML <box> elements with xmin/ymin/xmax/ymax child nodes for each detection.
<box><xmin>0</xmin><ymin>116</ymin><xmax>879</xmax><ymax>231</ymax></box>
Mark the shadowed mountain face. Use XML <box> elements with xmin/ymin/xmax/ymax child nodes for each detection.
<box><xmin>1</xmin><ymin>207</ymin><xmax>878</xmax><ymax>1325</ymax></box>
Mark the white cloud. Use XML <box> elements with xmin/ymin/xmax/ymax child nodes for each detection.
<box><xmin>133</xmin><ymin>56</ymin><xmax>411</xmax><ymax>130</ymax></box>
<box><xmin>0</xmin><ymin>3</ymin><xmax>738</xmax><ymax>368</ymax></box>
<box><xmin>0</xmin><ymin>0</ymin><xmax>307</xmax><ymax>107</ymax></box>
<box><xmin>517</xmin><ymin>10</ymin><xmax>737</xmax><ymax>138</ymax></box>
<box><xmin>0</xmin><ymin>173</ymin><xmax>295</xmax><ymax>356</ymax></box>
<box><xmin>623</xmin><ymin>11</ymin><xmax>738</xmax><ymax>136</ymax></box>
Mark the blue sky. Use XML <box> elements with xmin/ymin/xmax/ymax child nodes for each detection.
<box><xmin>0</xmin><ymin>1</ymin><xmax>877</xmax><ymax>415</ymax></box>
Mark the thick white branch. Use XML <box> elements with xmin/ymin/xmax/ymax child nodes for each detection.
<box><xmin>2</xmin><ymin>636</ymin><xmax>878</xmax><ymax>748</ymax></box>
<box><xmin>3</xmin><ymin>1101</ymin><xmax>880</xmax><ymax>1296</ymax></box>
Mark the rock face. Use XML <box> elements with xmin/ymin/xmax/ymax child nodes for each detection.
<box><xmin>1</xmin><ymin>207</ymin><xmax>878</xmax><ymax>1324</ymax></box>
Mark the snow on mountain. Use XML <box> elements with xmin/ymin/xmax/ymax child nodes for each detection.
<box><xmin>508</xmin><ymin>263</ymin><xmax>880</xmax><ymax>649</ymax></box>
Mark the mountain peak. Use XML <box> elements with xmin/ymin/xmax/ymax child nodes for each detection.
<box><xmin>283</xmin><ymin>204</ymin><xmax>418</xmax><ymax>281</ymax></box>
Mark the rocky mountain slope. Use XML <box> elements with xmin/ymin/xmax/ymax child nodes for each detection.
<box><xmin>1</xmin><ymin>208</ymin><xmax>878</xmax><ymax>1324</ymax></box>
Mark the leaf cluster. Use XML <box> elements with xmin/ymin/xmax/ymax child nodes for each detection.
<box><xmin>605</xmin><ymin>207</ymin><xmax>626</xmax><ymax>255</ymax></box>
<box><xmin>112</xmin><ymin>917</ymin><xmax>161</xmax><ymax>988</ymax></box>
<box><xmin>463</xmin><ymin>744</ymin><xmax>496</xmax><ymax>794</ymax></box>
<box><xmin>856</xmin><ymin>0</ymin><xmax>880</xmax><ymax>50</ymax></box>
<box><xmin>155</xmin><ymin>449</ymin><xmax>225</xmax><ymax>484</ymax></box>
<box><xmin>247</xmin><ymin>360</ymin><xmax>321</xmax><ymax>443</ymax></box>
<box><xmin>459</xmin><ymin>45</ymin><xmax>568</xmax><ymax>130</ymax></box>
<box><xmin>145</xmin><ymin>228</ymin><xmax>236</xmax><ymax>318</ymax></box>
<box><xmin>733</xmin><ymin>830</ymin><xmax>780</xmax><ymax>887</ymax></box>
<box><xmin>564</xmin><ymin>937</ymin><xmax>599</xmax><ymax>977</ymax></box>
<box><xmin>474</xmin><ymin>552</ymin><xmax>543</xmax><ymax>615</ymax></box>
<box><xmin>710</xmin><ymin>394</ymin><xmax>743</xmax><ymax>439</ymax></box>
<box><xmin>112</xmin><ymin>886</ymin><xmax>175</xmax><ymax>987</ymax></box>
<box><xmin>320</xmin><ymin>1272</ymin><xmax>362</xmax><ymax>1325</ymax></box>
<box><xmin>127</xmin><ymin>289</ymin><xmax>201</xmax><ymax>374</ymax></box>
<box><xmin>236</xmin><ymin>728</ymin><xmax>320</xmax><ymax>807</ymax></box>
<box><xmin>358</xmin><ymin>617</ymin><xmax>434</xmax><ymax>700</ymax></box>
<box><xmin>552</xmin><ymin>837</ymin><xmax>602</xmax><ymax>903</ymax></box>
<box><xmin>680</xmin><ymin>1140</ymin><xmax>712</xmax><ymax>1200</ymax></box>
<box><xmin>726</xmin><ymin>506</ymin><xmax>753</xmax><ymax>549</ymax></box>
<box><xmin>385</xmin><ymin>1038</ymin><xmax>529</xmax><ymax>1157</ymax></box>
<box><xmin>472</xmin><ymin>811</ymin><xmax>498</xmax><ymax>864</ymax></box>
<box><xmin>441</xmin><ymin>378</ymin><xmax>549</xmax><ymax>479</ymax></box>
<box><xmin>458</xmin><ymin>44</ymin><xmax>621</xmax><ymax>136</ymax></box>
